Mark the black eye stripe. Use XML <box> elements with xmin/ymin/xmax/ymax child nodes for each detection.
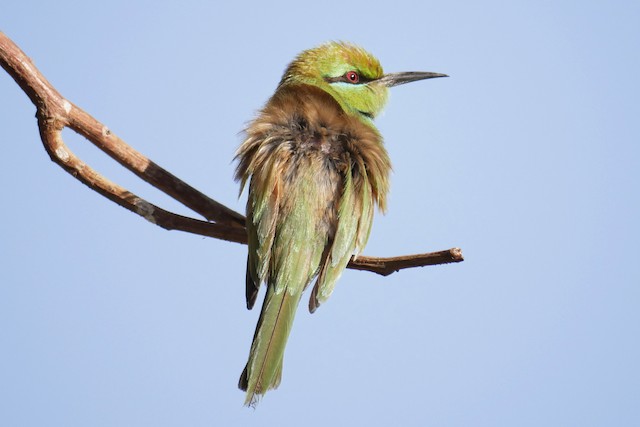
<box><xmin>324</xmin><ymin>72</ymin><xmax>374</xmax><ymax>85</ymax></box>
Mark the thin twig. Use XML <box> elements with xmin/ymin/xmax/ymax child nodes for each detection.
<box><xmin>350</xmin><ymin>248</ymin><xmax>464</xmax><ymax>276</ymax></box>
<box><xmin>0</xmin><ymin>31</ymin><xmax>463</xmax><ymax>274</ymax></box>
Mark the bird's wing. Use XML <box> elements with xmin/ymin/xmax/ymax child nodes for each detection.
<box><xmin>244</xmin><ymin>152</ymin><xmax>282</xmax><ymax>309</ymax></box>
<box><xmin>309</xmin><ymin>155</ymin><xmax>374</xmax><ymax>312</ymax></box>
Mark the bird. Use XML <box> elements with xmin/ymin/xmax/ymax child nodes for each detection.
<box><xmin>234</xmin><ymin>41</ymin><xmax>446</xmax><ymax>406</ymax></box>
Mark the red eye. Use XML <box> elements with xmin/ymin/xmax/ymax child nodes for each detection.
<box><xmin>345</xmin><ymin>71</ymin><xmax>360</xmax><ymax>83</ymax></box>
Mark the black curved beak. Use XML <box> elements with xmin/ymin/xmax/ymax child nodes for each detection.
<box><xmin>377</xmin><ymin>71</ymin><xmax>448</xmax><ymax>87</ymax></box>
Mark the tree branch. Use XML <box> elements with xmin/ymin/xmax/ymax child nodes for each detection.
<box><xmin>0</xmin><ymin>31</ymin><xmax>463</xmax><ymax>275</ymax></box>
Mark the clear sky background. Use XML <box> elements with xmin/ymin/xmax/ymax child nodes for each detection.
<box><xmin>1</xmin><ymin>1</ymin><xmax>639</xmax><ymax>426</ymax></box>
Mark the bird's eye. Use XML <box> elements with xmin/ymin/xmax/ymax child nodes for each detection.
<box><xmin>345</xmin><ymin>71</ymin><xmax>360</xmax><ymax>83</ymax></box>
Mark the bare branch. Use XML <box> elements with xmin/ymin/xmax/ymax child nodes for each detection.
<box><xmin>349</xmin><ymin>248</ymin><xmax>464</xmax><ymax>276</ymax></box>
<box><xmin>0</xmin><ymin>31</ymin><xmax>463</xmax><ymax>275</ymax></box>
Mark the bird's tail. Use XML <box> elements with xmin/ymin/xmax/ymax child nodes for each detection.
<box><xmin>239</xmin><ymin>284</ymin><xmax>301</xmax><ymax>406</ymax></box>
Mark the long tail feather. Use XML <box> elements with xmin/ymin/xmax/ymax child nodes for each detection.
<box><xmin>239</xmin><ymin>285</ymin><xmax>301</xmax><ymax>406</ymax></box>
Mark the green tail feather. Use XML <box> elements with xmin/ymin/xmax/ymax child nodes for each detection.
<box><xmin>239</xmin><ymin>284</ymin><xmax>301</xmax><ymax>406</ymax></box>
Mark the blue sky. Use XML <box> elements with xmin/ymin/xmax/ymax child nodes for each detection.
<box><xmin>1</xmin><ymin>1</ymin><xmax>639</xmax><ymax>425</ymax></box>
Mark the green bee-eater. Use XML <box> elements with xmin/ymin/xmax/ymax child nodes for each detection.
<box><xmin>234</xmin><ymin>41</ymin><xmax>446</xmax><ymax>406</ymax></box>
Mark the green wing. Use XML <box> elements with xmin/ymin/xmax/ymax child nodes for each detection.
<box><xmin>309</xmin><ymin>156</ymin><xmax>375</xmax><ymax>312</ymax></box>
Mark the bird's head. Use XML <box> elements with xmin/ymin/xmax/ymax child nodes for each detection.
<box><xmin>278</xmin><ymin>41</ymin><xmax>447</xmax><ymax>122</ymax></box>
